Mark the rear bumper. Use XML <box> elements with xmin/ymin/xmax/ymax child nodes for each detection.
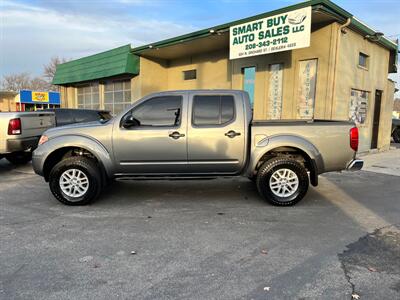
<box><xmin>346</xmin><ymin>159</ymin><xmax>364</xmax><ymax>171</ymax></box>
<box><xmin>6</xmin><ymin>136</ymin><xmax>40</xmax><ymax>153</ymax></box>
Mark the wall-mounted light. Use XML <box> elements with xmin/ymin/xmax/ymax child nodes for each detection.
<box><xmin>365</xmin><ymin>32</ymin><xmax>384</xmax><ymax>42</ymax></box>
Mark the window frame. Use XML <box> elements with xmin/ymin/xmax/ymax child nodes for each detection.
<box><xmin>104</xmin><ymin>79</ymin><xmax>132</xmax><ymax>115</ymax></box>
<box><xmin>76</xmin><ymin>82</ymin><xmax>99</xmax><ymax>110</ymax></box>
<box><xmin>358</xmin><ymin>52</ymin><xmax>369</xmax><ymax>69</ymax></box>
<box><xmin>348</xmin><ymin>88</ymin><xmax>369</xmax><ymax>126</ymax></box>
<box><xmin>241</xmin><ymin>66</ymin><xmax>256</xmax><ymax>108</ymax></box>
<box><xmin>121</xmin><ymin>95</ymin><xmax>183</xmax><ymax>129</ymax></box>
<box><xmin>191</xmin><ymin>94</ymin><xmax>236</xmax><ymax>128</ymax></box>
<box><xmin>183</xmin><ymin>69</ymin><xmax>197</xmax><ymax>81</ymax></box>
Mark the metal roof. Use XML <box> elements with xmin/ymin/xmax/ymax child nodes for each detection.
<box><xmin>131</xmin><ymin>0</ymin><xmax>397</xmax><ymax>54</ymax></box>
<box><xmin>52</xmin><ymin>45</ymin><xmax>139</xmax><ymax>85</ymax></box>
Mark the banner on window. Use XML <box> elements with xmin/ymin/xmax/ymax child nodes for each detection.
<box><xmin>229</xmin><ymin>6</ymin><xmax>311</xmax><ymax>60</ymax></box>
<box><xmin>268</xmin><ymin>63</ymin><xmax>283</xmax><ymax>119</ymax></box>
<box><xmin>349</xmin><ymin>89</ymin><xmax>368</xmax><ymax>124</ymax></box>
<box><xmin>296</xmin><ymin>59</ymin><xmax>317</xmax><ymax>119</ymax></box>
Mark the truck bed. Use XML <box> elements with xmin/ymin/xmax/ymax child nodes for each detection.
<box><xmin>250</xmin><ymin>119</ymin><xmax>355</xmax><ymax>173</ymax></box>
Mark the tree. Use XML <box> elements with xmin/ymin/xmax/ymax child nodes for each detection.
<box><xmin>0</xmin><ymin>73</ymin><xmax>47</xmax><ymax>91</ymax></box>
<box><xmin>1</xmin><ymin>56</ymin><xmax>68</xmax><ymax>92</ymax></box>
<box><xmin>43</xmin><ymin>56</ymin><xmax>68</xmax><ymax>83</ymax></box>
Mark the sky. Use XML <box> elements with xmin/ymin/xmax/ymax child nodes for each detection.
<box><xmin>0</xmin><ymin>0</ymin><xmax>399</xmax><ymax>94</ymax></box>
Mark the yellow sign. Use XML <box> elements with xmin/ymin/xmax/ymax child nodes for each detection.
<box><xmin>32</xmin><ymin>92</ymin><xmax>49</xmax><ymax>102</ymax></box>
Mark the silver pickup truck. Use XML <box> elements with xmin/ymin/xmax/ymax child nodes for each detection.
<box><xmin>32</xmin><ymin>90</ymin><xmax>363</xmax><ymax>206</ymax></box>
<box><xmin>0</xmin><ymin>111</ymin><xmax>55</xmax><ymax>164</ymax></box>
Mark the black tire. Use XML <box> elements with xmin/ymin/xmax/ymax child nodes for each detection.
<box><xmin>5</xmin><ymin>152</ymin><xmax>32</xmax><ymax>165</ymax></box>
<box><xmin>256</xmin><ymin>157</ymin><xmax>309</xmax><ymax>206</ymax></box>
<box><xmin>49</xmin><ymin>157</ymin><xmax>102</xmax><ymax>206</ymax></box>
<box><xmin>393</xmin><ymin>128</ymin><xmax>400</xmax><ymax>143</ymax></box>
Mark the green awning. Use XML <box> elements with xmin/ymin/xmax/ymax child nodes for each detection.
<box><xmin>52</xmin><ymin>44</ymin><xmax>139</xmax><ymax>85</ymax></box>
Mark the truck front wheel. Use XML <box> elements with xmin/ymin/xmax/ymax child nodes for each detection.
<box><xmin>49</xmin><ymin>157</ymin><xmax>102</xmax><ymax>205</ymax></box>
<box><xmin>256</xmin><ymin>157</ymin><xmax>309</xmax><ymax>206</ymax></box>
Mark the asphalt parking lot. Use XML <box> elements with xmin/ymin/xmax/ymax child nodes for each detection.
<box><xmin>1</xmin><ymin>147</ymin><xmax>399</xmax><ymax>300</ymax></box>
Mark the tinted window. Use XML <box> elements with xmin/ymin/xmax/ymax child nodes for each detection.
<box><xmin>98</xmin><ymin>111</ymin><xmax>112</xmax><ymax>121</ymax></box>
<box><xmin>193</xmin><ymin>96</ymin><xmax>220</xmax><ymax>125</ymax></box>
<box><xmin>130</xmin><ymin>96</ymin><xmax>182</xmax><ymax>127</ymax></box>
<box><xmin>193</xmin><ymin>95</ymin><xmax>235</xmax><ymax>126</ymax></box>
<box><xmin>55</xmin><ymin>110</ymin><xmax>73</xmax><ymax>126</ymax></box>
<box><xmin>73</xmin><ymin>110</ymin><xmax>99</xmax><ymax>123</ymax></box>
<box><xmin>221</xmin><ymin>96</ymin><xmax>235</xmax><ymax>124</ymax></box>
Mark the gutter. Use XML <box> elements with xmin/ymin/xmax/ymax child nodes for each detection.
<box><xmin>331</xmin><ymin>18</ymin><xmax>351</xmax><ymax>118</ymax></box>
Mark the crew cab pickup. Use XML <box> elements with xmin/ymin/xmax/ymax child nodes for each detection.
<box><xmin>32</xmin><ymin>90</ymin><xmax>363</xmax><ymax>206</ymax></box>
<box><xmin>0</xmin><ymin>111</ymin><xmax>55</xmax><ymax>164</ymax></box>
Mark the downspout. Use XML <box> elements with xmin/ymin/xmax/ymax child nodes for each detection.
<box><xmin>331</xmin><ymin>18</ymin><xmax>351</xmax><ymax>119</ymax></box>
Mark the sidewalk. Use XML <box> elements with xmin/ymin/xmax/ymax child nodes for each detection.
<box><xmin>360</xmin><ymin>143</ymin><xmax>400</xmax><ymax>176</ymax></box>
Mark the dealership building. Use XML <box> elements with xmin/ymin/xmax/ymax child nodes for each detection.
<box><xmin>53</xmin><ymin>0</ymin><xmax>398</xmax><ymax>152</ymax></box>
<box><xmin>0</xmin><ymin>90</ymin><xmax>60</xmax><ymax>112</ymax></box>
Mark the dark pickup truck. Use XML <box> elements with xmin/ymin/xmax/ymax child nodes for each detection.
<box><xmin>44</xmin><ymin>108</ymin><xmax>112</xmax><ymax>127</ymax></box>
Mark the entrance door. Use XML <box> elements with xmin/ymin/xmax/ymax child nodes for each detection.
<box><xmin>371</xmin><ymin>90</ymin><xmax>382</xmax><ymax>149</ymax></box>
<box><xmin>113</xmin><ymin>94</ymin><xmax>188</xmax><ymax>174</ymax></box>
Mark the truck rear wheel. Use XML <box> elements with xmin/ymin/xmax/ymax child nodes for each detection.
<box><xmin>49</xmin><ymin>157</ymin><xmax>102</xmax><ymax>205</ymax></box>
<box><xmin>5</xmin><ymin>152</ymin><xmax>32</xmax><ymax>165</ymax></box>
<box><xmin>393</xmin><ymin>128</ymin><xmax>400</xmax><ymax>143</ymax></box>
<box><xmin>256</xmin><ymin>157</ymin><xmax>309</xmax><ymax>206</ymax></box>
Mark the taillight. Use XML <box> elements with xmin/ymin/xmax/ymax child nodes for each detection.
<box><xmin>350</xmin><ymin>127</ymin><xmax>359</xmax><ymax>152</ymax></box>
<box><xmin>8</xmin><ymin>118</ymin><xmax>22</xmax><ymax>135</ymax></box>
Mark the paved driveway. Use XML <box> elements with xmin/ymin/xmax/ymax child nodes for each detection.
<box><xmin>0</xmin><ymin>150</ymin><xmax>399</xmax><ymax>299</ymax></box>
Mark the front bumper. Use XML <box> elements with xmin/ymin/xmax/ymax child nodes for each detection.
<box><xmin>6</xmin><ymin>136</ymin><xmax>40</xmax><ymax>153</ymax></box>
<box><xmin>346</xmin><ymin>159</ymin><xmax>364</xmax><ymax>171</ymax></box>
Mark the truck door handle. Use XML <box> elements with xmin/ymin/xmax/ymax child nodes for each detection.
<box><xmin>225</xmin><ymin>130</ymin><xmax>241</xmax><ymax>138</ymax></box>
<box><xmin>169</xmin><ymin>131</ymin><xmax>185</xmax><ymax>139</ymax></box>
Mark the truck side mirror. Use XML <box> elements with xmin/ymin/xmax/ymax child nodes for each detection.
<box><xmin>122</xmin><ymin>115</ymin><xmax>140</xmax><ymax>128</ymax></box>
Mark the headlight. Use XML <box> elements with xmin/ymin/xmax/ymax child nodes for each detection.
<box><xmin>38</xmin><ymin>135</ymin><xmax>49</xmax><ymax>145</ymax></box>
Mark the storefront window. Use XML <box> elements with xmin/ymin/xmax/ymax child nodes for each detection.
<box><xmin>77</xmin><ymin>83</ymin><xmax>99</xmax><ymax>109</ymax></box>
<box><xmin>268</xmin><ymin>63</ymin><xmax>284</xmax><ymax>120</ymax></box>
<box><xmin>242</xmin><ymin>67</ymin><xmax>256</xmax><ymax>108</ymax></box>
<box><xmin>296</xmin><ymin>59</ymin><xmax>317</xmax><ymax>119</ymax></box>
<box><xmin>104</xmin><ymin>80</ymin><xmax>131</xmax><ymax>115</ymax></box>
<box><xmin>349</xmin><ymin>89</ymin><xmax>368</xmax><ymax>125</ymax></box>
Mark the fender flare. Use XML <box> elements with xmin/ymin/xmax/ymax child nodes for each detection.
<box><xmin>248</xmin><ymin>134</ymin><xmax>324</xmax><ymax>186</ymax></box>
<box><xmin>39</xmin><ymin>135</ymin><xmax>114</xmax><ymax>178</ymax></box>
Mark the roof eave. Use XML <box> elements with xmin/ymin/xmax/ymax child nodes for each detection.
<box><xmin>131</xmin><ymin>0</ymin><xmax>397</xmax><ymax>55</ymax></box>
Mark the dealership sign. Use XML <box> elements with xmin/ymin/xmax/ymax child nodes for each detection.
<box><xmin>229</xmin><ymin>6</ymin><xmax>311</xmax><ymax>59</ymax></box>
<box><xmin>19</xmin><ymin>90</ymin><xmax>61</xmax><ymax>104</ymax></box>
<box><xmin>32</xmin><ymin>91</ymin><xmax>49</xmax><ymax>102</ymax></box>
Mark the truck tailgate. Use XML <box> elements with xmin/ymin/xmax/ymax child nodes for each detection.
<box><xmin>20</xmin><ymin>112</ymin><xmax>55</xmax><ymax>138</ymax></box>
